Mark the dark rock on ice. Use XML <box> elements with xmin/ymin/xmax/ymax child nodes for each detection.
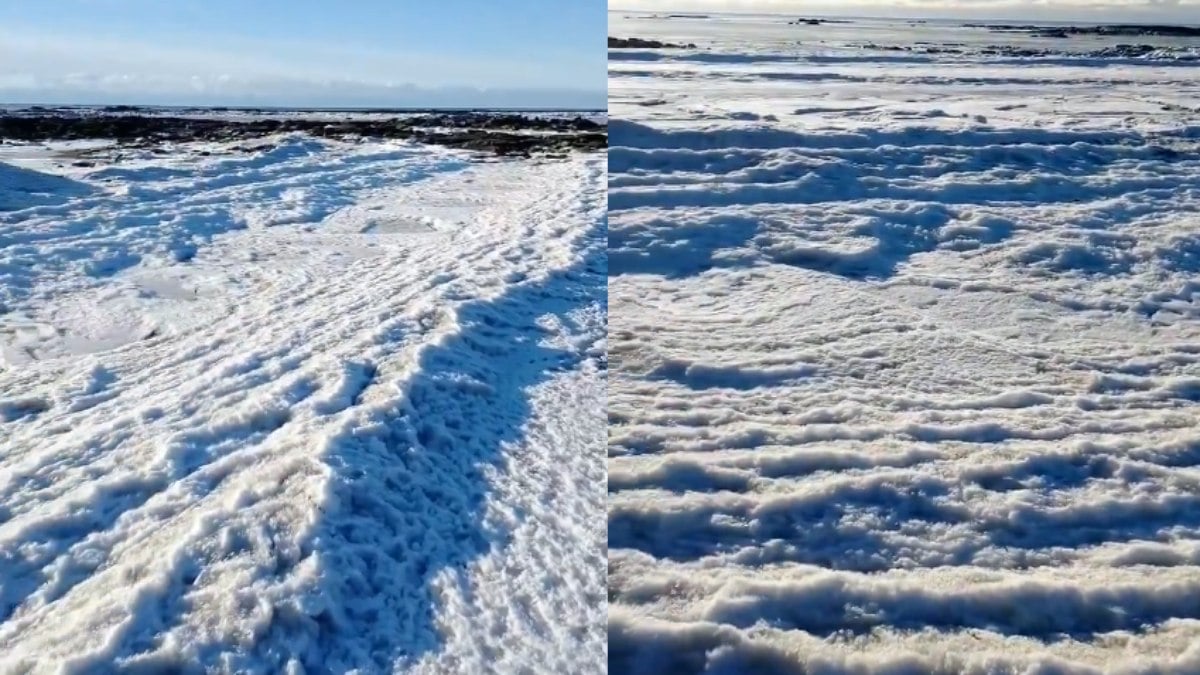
<box><xmin>608</xmin><ymin>36</ymin><xmax>697</xmax><ymax>49</ymax></box>
<box><xmin>0</xmin><ymin>112</ymin><xmax>607</xmax><ymax>157</ymax></box>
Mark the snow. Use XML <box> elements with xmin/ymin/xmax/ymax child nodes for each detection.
<box><xmin>0</xmin><ymin>130</ymin><xmax>606</xmax><ymax>672</ymax></box>
<box><xmin>609</xmin><ymin>13</ymin><xmax>1200</xmax><ymax>675</ymax></box>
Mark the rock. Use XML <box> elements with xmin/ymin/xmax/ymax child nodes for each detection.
<box><xmin>0</xmin><ymin>112</ymin><xmax>607</xmax><ymax>157</ymax></box>
<box><xmin>965</xmin><ymin>22</ymin><xmax>1200</xmax><ymax>38</ymax></box>
<box><xmin>608</xmin><ymin>36</ymin><xmax>696</xmax><ymax>49</ymax></box>
<box><xmin>859</xmin><ymin>40</ymin><xmax>1192</xmax><ymax>62</ymax></box>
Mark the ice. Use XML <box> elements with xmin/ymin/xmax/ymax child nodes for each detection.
<box><xmin>0</xmin><ymin>125</ymin><xmax>606</xmax><ymax>672</ymax></box>
<box><xmin>609</xmin><ymin>12</ymin><xmax>1200</xmax><ymax>675</ymax></box>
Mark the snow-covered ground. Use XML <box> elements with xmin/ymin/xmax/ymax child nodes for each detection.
<box><xmin>609</xmin><ymin>13</ymin><xmax>1200</xmax><ymax>675</ymax></box>
<box><xmin>0</xmin><ymin>132</ymin><xmax>606</xmax><ymax>672</ymax></box>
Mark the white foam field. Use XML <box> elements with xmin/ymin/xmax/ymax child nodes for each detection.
<box><xmin>609</xmin><ymin>14</ymin><xmax>1200</xmax><ymax>675</ymax></box>
<box><xmin>0</xmin><ymin>136</ymin><xmax>606</xmax><ymax>672</ymax></box>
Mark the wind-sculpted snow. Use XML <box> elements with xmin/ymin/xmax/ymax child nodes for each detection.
<box><xmin>610</xmin><ymin>14</ymin><xmax>1200</xmax><ymax>675</ymax></box>
<box><xmin>0</xmin><ymin>136</ymin><xmax>606</xmax><ymax>673</ymax></box>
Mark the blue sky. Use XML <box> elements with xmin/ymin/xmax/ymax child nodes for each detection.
<box><xmin>0</xmin><ymin>0</ymin><xmax>607</xmax><ymax>108</ymax></box>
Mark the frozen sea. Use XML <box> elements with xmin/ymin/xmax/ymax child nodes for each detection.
<box><xmin>609</xmin><ymin>13</ymin><xmax>1200</xmax><ymax>675</ymax></box>
<box><xmin>0</xmin><ymin>121</ymin><xmax>607</xmax><ymax>673</ymax></box>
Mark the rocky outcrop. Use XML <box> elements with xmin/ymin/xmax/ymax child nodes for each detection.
<box><xmin>0</xmin><ymin>112</ymin><xmax>607</xmax><ymax>157</ymax></box>
<box><xmin>858</xmin><ymin>41</ymin><xmax>1197</xmax><ymax>61</ymax></box>
<box><xmin>608</xmin><ymin>37</ymin><xmax>697</xmax><ymax>49</ymax></box>
<box><xmin>965</xmin><ymin>23</ymin><xmax>1200</xmax><ymax>38</ymax></box>
<box><xmin>788</xmin><ymin>18</ymin><xmax>852</xmax><ymax>26</ymax></box>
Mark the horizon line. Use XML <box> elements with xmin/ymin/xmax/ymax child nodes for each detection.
<box><xmin>606</xmin><ymin>7</ymin><xmax>1200</xmax><ymax>26</ymax></box>
<box><xmin>0</xmin><ymin>103</ymin><xmax>607</xmax><ymax>113</ymax></box>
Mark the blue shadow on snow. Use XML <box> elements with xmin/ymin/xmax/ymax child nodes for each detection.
<box><xmin>276</xmin><ymin>219</ymin><xmax>606</xmax><ymax>671</ymax></box>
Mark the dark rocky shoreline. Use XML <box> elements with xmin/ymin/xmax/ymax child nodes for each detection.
<box><xmin>0</xmin><ymin>112</ymin><xmax>607</xmax><ymax>157</ymax></box>
<box><xmin>860</xmin><ymin>41</ymin><xmax>1196</xmax><ymax>60</ymax></box>
<box><xmin>964</xmin><ymin>23</ymin><xmax>1200</xmax><ymax>38</ymax></box>
<box><xmin>608</xmin><ymin>36</ymin><xmax>697</xmax><ymax>49</ymax></box>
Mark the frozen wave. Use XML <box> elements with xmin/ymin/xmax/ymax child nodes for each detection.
<box><xmin>0</xmin><ymin>137</ymin><xmax>606</xmax><ymax>672</ymax></box>
<box><xmin>609</xmin><ymin>13</ymin><xmax>1200</xmax><ymax>674</ymax></box>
